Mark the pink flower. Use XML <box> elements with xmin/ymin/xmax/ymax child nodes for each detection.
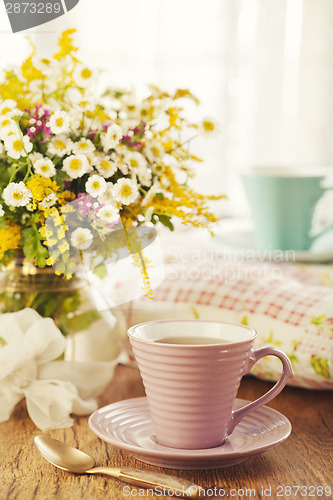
<box><xmin>121</xmin><ymin>121</ymin><xmax>146</xmax><ymax>148</ymax></box>
<box><xmin>26</xmin><ymin>105</ymin><xmax>52</xmax><ymax>142</ymax></box>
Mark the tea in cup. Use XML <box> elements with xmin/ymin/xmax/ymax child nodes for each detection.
<box><xmin>128</xmin><ymin>319</ymin><xmax>293</xmax><ymax>450</ymax></box>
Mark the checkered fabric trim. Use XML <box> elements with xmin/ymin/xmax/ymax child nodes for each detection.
<box><xmin>152</xmin><ymin>261</ymin><xmax>333</xmax><ymax>329</ymax></box>
<box><xmin>297</xmin><ymin>329</ymin><xmax>333</xmax><ymax>357</ymax></box>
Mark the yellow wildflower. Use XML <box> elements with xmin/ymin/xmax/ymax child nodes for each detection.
<box><xmin>45</xmin><ymin>257</ymin><xmax>54</xmax><ymax>266</ymax></box>
<box><xmin>166</xmin><ymin>108</ymin><xmax>180</xmax><ymax>129</ymax></box>
<box><xmin>162</xmin><ymin>139</ymin><xmax>174</xmax><ymax>151</ymax></box>
<box><xmin>54</xmin><ymin>214</ymin><xmax>66</xmax><ymax>228</ymax></box>
<box><xmin>60</xmin><ymin>203</ymin><xmax>75</xmax><ymax>213</ymax></box>
<box><xmin>39</xmin><ymin>225</ymin><xmax>55</xmax><ymax>240</ymax></box>
<box><xmin>39</xmin><ymin>226</ymin><xmax>46</xmax><ymax>239</ymax></box>
<box><xmin>43</xmin><ymin>206</ymin><xmax>58</xmax><ymax>218</ymax></box>
<box><xmin>173</xmin><ymin>88</ymin><xmax>200</xmax><ymax>105</ymax></box>
<box><xmin>59</xmin><ymin>241</ymin><xmax>70</xmax><ymax>254</ymax></box>
<box><xmin>0</xmin><ymin>72</ymin><xmax>29</xmax><ymax>110</ymax></box>
<box><xmin>26</xmin><ymin>175</ymin><xmax>59</xmax><ymax>203</ymax></box>
<box><xmin>57</xmin><ymin>226</ymin><xmax>66</xmax><ymax>240</ymax></box>
<box><xmin>57</xmin><ymin>190</ymin><xmax>75</xmax><ymax>206</ymax></box>
<box><xmin>0</xmin><ymin>224</ymin><xmax>21</xmax><ymax>258</ymax></box>
<box><xmin>147</xmin><ymin>85</ymin><xmax>170</xmax><ymax>100</ymax></box>
<box><xmin>123</xmin><ymin>225</ymin><xmax>153</xmax><ymax>299</ymax></box>
<box><xmin>21</xmin><ymin>57</ymin><xmax>43</xmax><ymax>82</ymax></box>
<box><xmin>46</xmin><ymin>237</ymin><xmax>58</xmax><ymax>246</ymax></box>
<box><xmin>97</xmin><ymin>108</ymin><xmax>111</xmax><ymax>122</ymax></box>
<box><xmin>54</xmin><ymin>29</ymin><xmax>78</xmax><ymax>61</ymax></box>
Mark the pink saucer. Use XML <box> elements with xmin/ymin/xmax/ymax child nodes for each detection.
<box><xmin>89</xmin><ymin>397</ymin><xmax>291</xmax><ymax>470</ymax></box>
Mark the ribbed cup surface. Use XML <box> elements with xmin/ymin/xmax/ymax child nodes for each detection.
<box><xmin>130</xmin><ymin>336</ymin><xmax>253</xmax><ymax>449</ymax></box>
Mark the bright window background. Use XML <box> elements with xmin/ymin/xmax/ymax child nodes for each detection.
<box><xmin>0</xmin><ymin>0</ymin><xmax>333</xmax><ymax>217</ymax></box>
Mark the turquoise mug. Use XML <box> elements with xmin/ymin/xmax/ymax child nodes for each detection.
<box><xmin>241</xmin><ymin>167</ymin><xmax>332</xmax><ymax>251</ymax></box>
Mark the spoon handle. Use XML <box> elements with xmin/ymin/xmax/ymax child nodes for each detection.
<box><xmin>90</xmin><ymin>466</ymin><xmax>203</xmax><ymax>498</ymax></box>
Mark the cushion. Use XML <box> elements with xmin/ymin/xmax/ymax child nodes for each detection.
<box><xmin>122</xmin><ymin>257</ymin><xmax>333</xmax><ymax>390</ymax></box>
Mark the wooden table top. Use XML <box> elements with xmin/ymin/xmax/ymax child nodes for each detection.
<box><xmin>1</xmin><ymin>365</ymin><xmax>332</xmax><ymax>500</ymax></box>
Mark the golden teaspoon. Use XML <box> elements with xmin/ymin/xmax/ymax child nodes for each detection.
<box><xmin>34</xmin><ymin>436</ymin><xmax>203</xmax><ymax>498</ymax></box>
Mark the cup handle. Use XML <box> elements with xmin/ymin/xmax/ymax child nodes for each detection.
<box><xmin>227</xmin><ymin>347</ymin><xmax>294</xmax><ymax>435</ymax></box>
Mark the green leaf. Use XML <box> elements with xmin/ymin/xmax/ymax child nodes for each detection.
<box><xmin>310</xmin><ymin>356</ymin><xmax>330</xmax><ymax>379</ymax></box>
<box><xmin>310</xmin><ymin>315</ymin><xmax>326</xmax><ymax>326</ymax></box>
<box><xmin>240</xmin><ymin>315</ymin><xmax>248</xmax><ymax>326</ymax></box>
<box><xmin>158</xmin><ymin>214</ymin><xmax>174</xmax><ymax>231</ymax></box>
<box><xmin>62</xmin><ymin>293</ymin><xmax>81</xmax><ymax>315</ymax></box>
<box><xmin>155</xmin><ymin>192</ymin><xmax>164</xmax><ymax>200</ymax></box>
<box><xmin>42</xmin><ymin>296</ymin><xmax>61</xmax><ymax>318</ymax></box>
<box><xmin>66</xmin><ymin>310</ymin><xmax>101</xmax><ymax>334</ymax></box>
<box><xmin>93</xmin><ymin>263</ymin><xmax>107</xmax><ymax>280</ymax></box>
<box><xmin>22</xmin><ymin>225</ymin><xmax>49</xmax><ymax>268</ymax></box>
<box><xmin>191</xmin><ymin>307</ymin><xmax>199</xmax><ymax>319</ymax></box>
<box><xmin>55</xmin><ymin>169</ymin><xmax>68</xmax><ymax>189</ymax></box>
<box><xmin>288</xmin><ymin>354</ymin><xmax>299</xmax><ymax>365</ymax></box>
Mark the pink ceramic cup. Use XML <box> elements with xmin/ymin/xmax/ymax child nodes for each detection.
<box><xmin>128</xmin><ymin>319</ymin><xmax>294</xmax><ymax>450</ymax></box>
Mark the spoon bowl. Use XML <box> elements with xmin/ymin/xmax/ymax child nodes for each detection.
<box><xmin>35</xmin><ymin>435</ymin><xmax>95</xmax><ymax>473</ymax></box>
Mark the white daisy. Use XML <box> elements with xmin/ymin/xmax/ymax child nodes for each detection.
<box><xmin>5</xmin><ymin>134</ymin><xmax>33</xmax><ymax>159</ymax></box>
<box><xmin>72</xmin><ymin>138</ymin><xmax>95</xmax><ymax>156</ymax></box>
<box><xmin>144</xmin><ymin>140</ymin><xmax>165</xmax><ymax>163</ymax></box>
<box><xmin>121</xmin><ymin>95</ymin><xmax>139</xmax><ymax>118</ymax></box>
<box><xmin>199</xmin><ymin>116</ymin><xmax>220</xmax><ymax>137</ymax></box>
<box><xmin>29</xmin><ymin>152</ymin><xmax>44</xmax><ymax>165</ymax></box>
<box><xmin>85</xmin><ymin>174</ymin><xmax>107</xmax><ymax>198</ymax></box>
<box><xmin>2</xmin><ymin>181</ymin><xmax>32</xmax><ymax>207</ymax></box>
<box><xmin>101</xmin><ymin>123</ymin><xmax>123</xmax><ymax>152</ymax></box>
<box><xmin>34</xmin><ymin>158</ymin><xmax>56</xmax><ymax>178</ymax></box>
<box><xmin>67</xmin><ymin>110</ymin><xmax>82</xmax><ymax>134</ymax></box>
<box><xmin>139</xmin><ymin>101</ymin><xmax>156</xmax><ymax>122</ymax></box>
<box><xmin>137</xmin><ymin>167</ymin><xmax>152</xmax><ymax>187</ymax></box>
<box><xmin>76</xmin><ymin>100</ymin><xmax>96</xmax><ymax>113</ymax></box>
<box><xmin>113</xmin><ymin>178</ymin><xmax>139</xmax><ymax>205</ymax></box>
<box><xmin>70</xmin><ymin>227</ymin><xmax>93</xmax><ymax>250</ymax></box>
<box><xmin>44</xmin><ymin>80</ymin><xmax>59</xmax><ymax>95</ymax></box>
<box><xmin>47</xmin><ymin>135</ymin><xmax>73</xmax><ymax>157</ymax></box>
<box><xmin>1</xmin><ymin>130</ymin><xmax>17</xmax><ymax>143</ymax></box>
<box><xmin>49</xmin><ymin>110</ymin><xmax>70</xmax><ymax>135</ymax></box>
<box><xmin>125</xmin><ymin>151</ymin><xmax>147</xmax><ymax>171</ymax></box>
<box><xmin>0</xmin><ymin>203</ymin><xmax>4</xmax><ymax>217</ymax></box>
<box><xmin>117</xmin><ymin>158</ymin><xmax>129</xmax><ymax>175</ymax></box>
<box><xmin>73</xmin><ymin>63</ymin><xmax>94</xmax><ymax>88</ymax></box>
<box><xmin>97</xmin><ymin>182</ymin><xmax>115</xmax><ymax>205</ymax></box>
<box><xmin>27</xmin><ymin>82</ymin><xmax>42</xmax><ymax>102</ymax></box>
<box><xmin>95</xmin><ymin>156</ymin><xmax>118</xmax><ymax>178</ymax></box>
<box><xmin>84</xmin><ymin>153</ymin><xmax>96</xmax><ymax>173</ymax></box>
<box><xmin>39</xmin><ymin>192</ymin><xmax>57</xmax><ymax>209</ymax></box>
<box><xmin>97</xmin><ymin>204</ymin><xmax>120</xmax><ymax>224</ymax></box>
<box><xmin>31</xmin><ymin>56</ymin><xmax>54</xmax><ymax>75</ymax></box>
<box><xmin>0</xmin><ymin>116</ymin><xmax>17</xmax><ymax>140</ymax></box>
<box><xmin>62</xmin><ymin>155</ymin><xmax>90</xmax><ymax>179</ymax></box>
<box><xmin>64</xmin><ymin>87</ymin><xmax>83</xmax><ymax>106</ymax></box>
<box><xmin>0</xmin><ymin>99</ymin><xmax>19</xmax><ymax>118</ymax></box>
<box><xmin>125</xmin><ymin>151</ymin><xmax>147</xmax><ymax>170</ymax></box>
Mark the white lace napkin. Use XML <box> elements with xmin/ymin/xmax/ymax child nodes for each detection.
<box><xmin>0</xmin><ymin>308</ymin><xmax>117</xmax><ymax>430</ymax></box>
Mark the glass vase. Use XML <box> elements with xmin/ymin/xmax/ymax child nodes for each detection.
<box><xmin>0</xmin><ymin>255</ymin><xmax>126</xmax><ymax>364</ymax></box>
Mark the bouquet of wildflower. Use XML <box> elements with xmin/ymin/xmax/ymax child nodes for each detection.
<box><xmin>0</xmin><ymin>29</ymin><xmax>222</xmax><ymax>279</ymax></box>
